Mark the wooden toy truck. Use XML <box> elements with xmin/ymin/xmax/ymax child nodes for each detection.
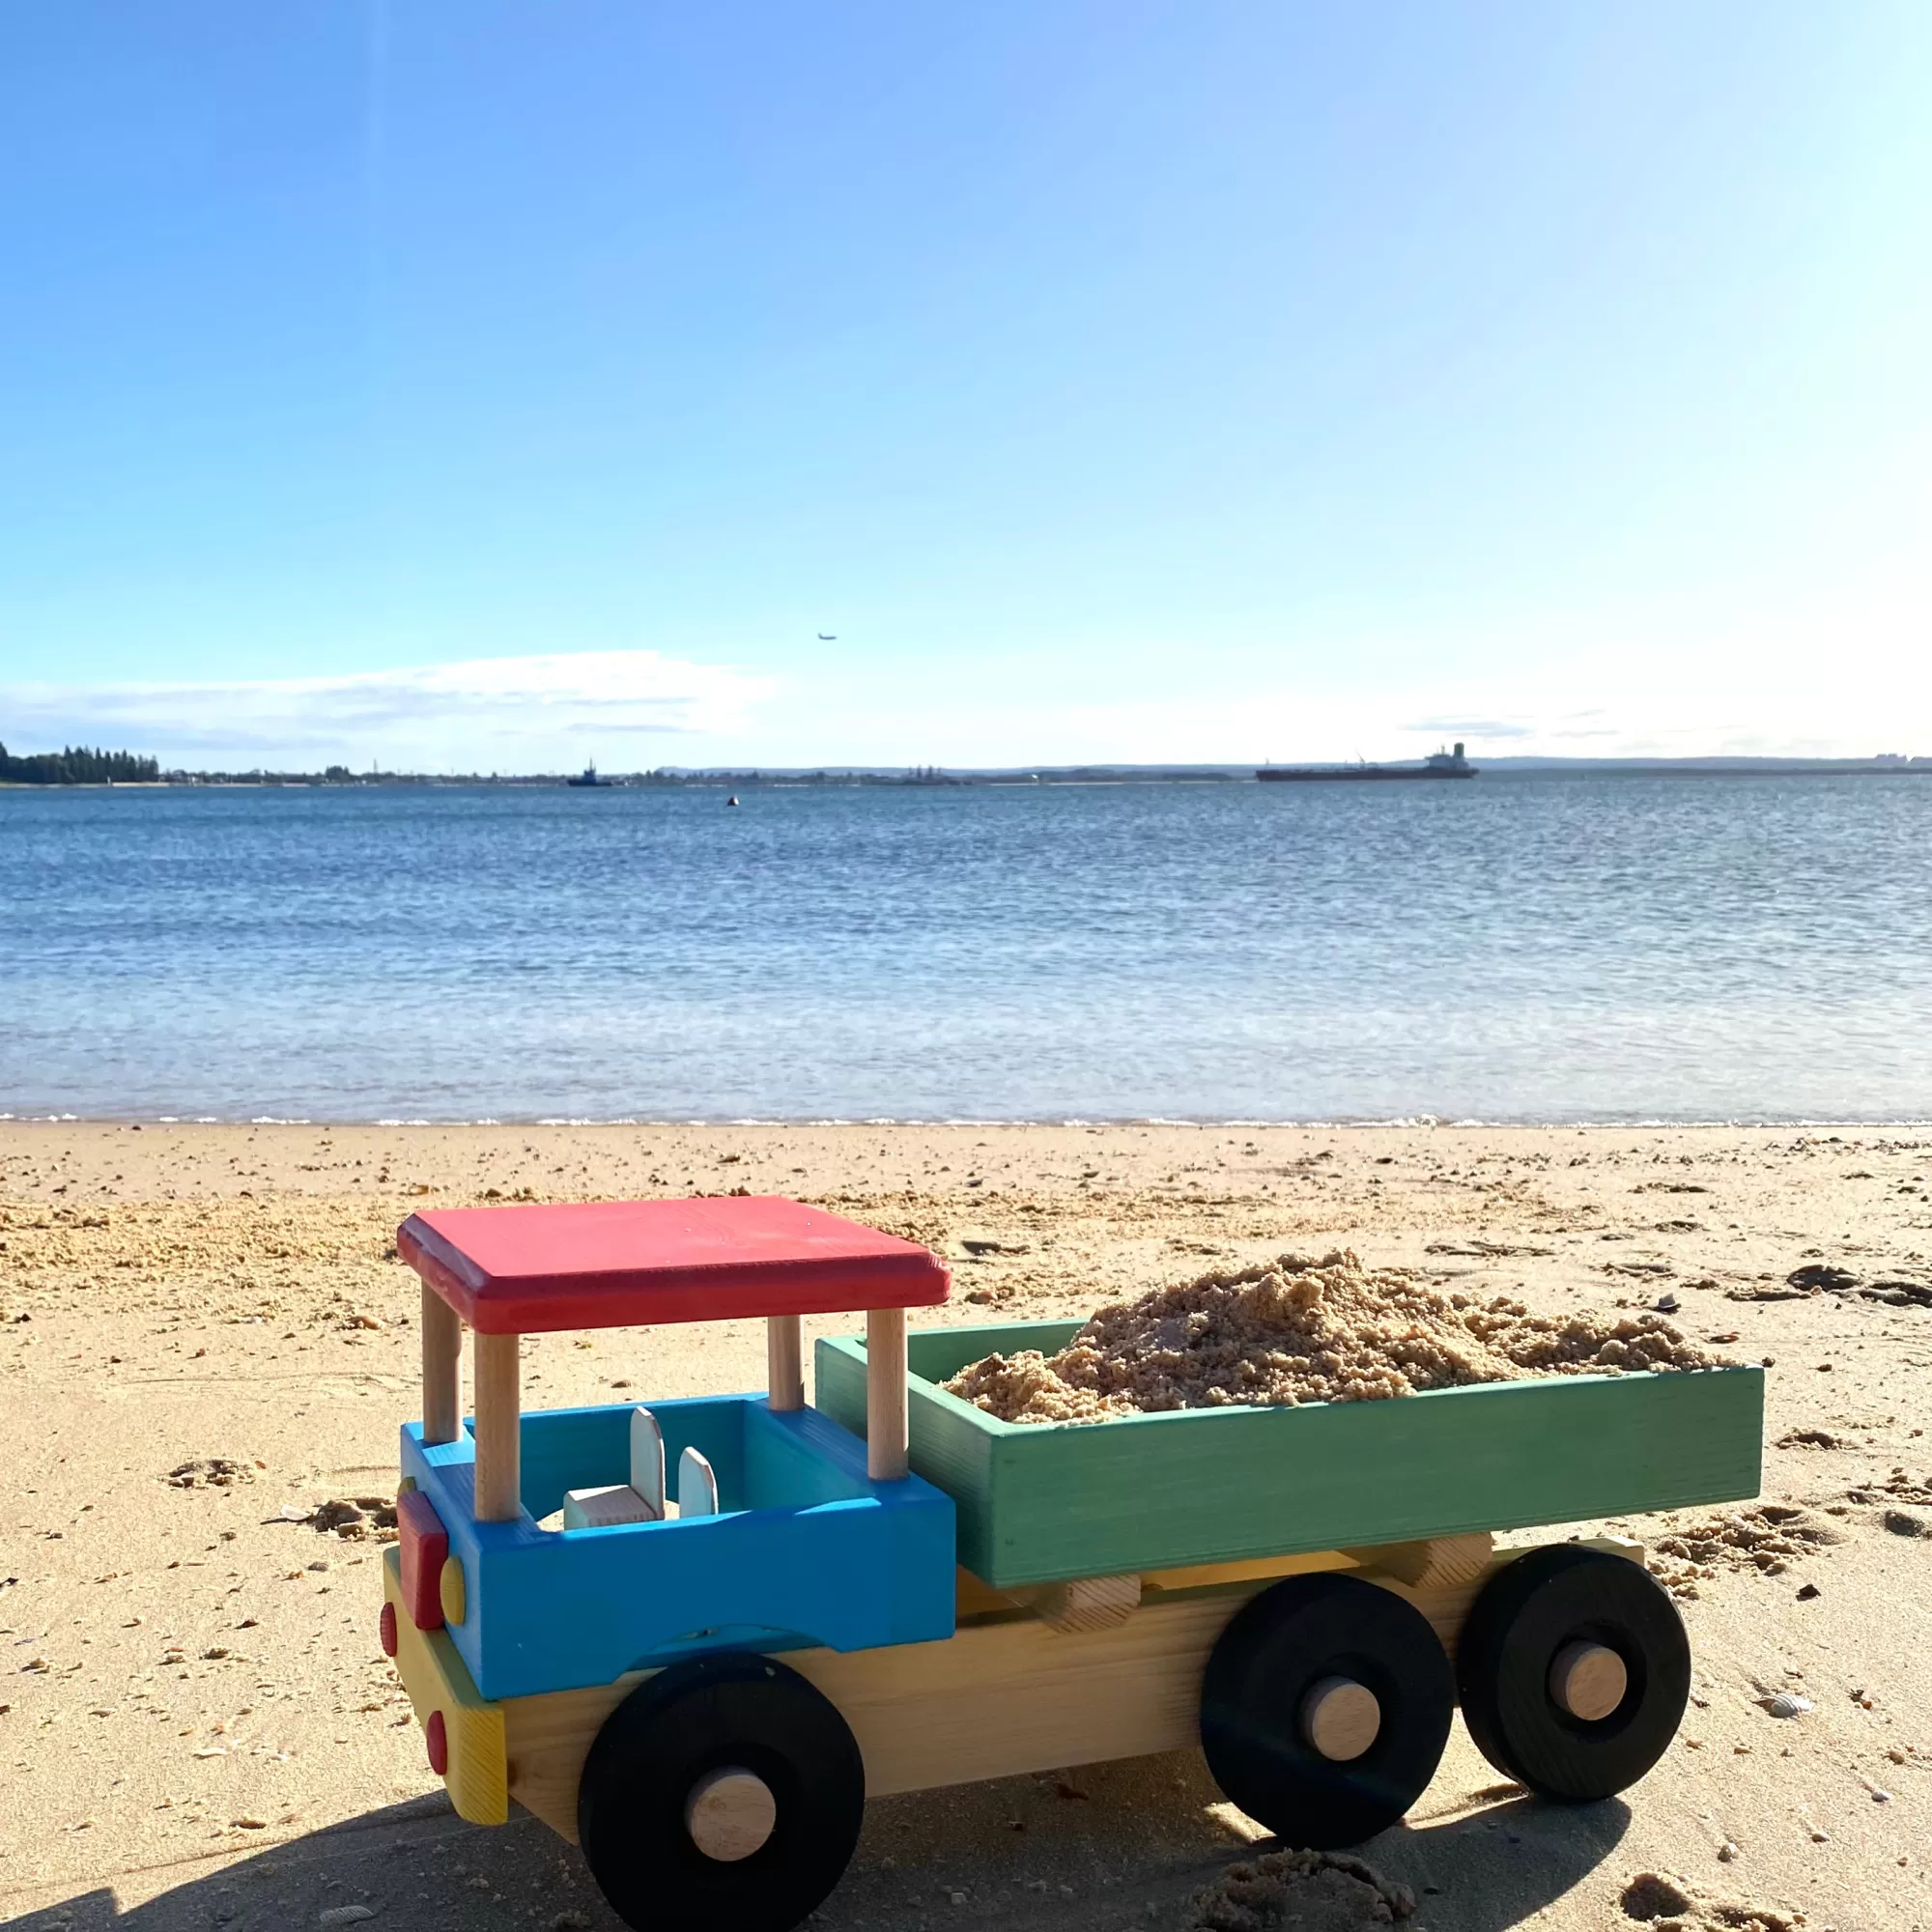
<box><xmin>384</xmin><ymin>1197</ymin><xmax>1763</xmax><ymax>1932</ymax></box>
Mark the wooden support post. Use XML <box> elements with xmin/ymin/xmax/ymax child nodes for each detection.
<box><xmin>473</xmin><ymin>1331</ymin><xmax>523</xmax><ymax>1522</ymax></box>
<box><xmin>866</xmin><ymin>1306</ymin><xmax>908</xmax><ymax>1482</ymax></box>
<box><xmin>766</xmin><ymin>1314</ymin><xmax>804</xmax><ymax>1412</ymax></box>
<box><xmin>422</xmin><ymin>1286</ymin><xmax>463</xmax><ymax>1447</ymax></box>
<box><xmin>1346</xmin><ymin>1531</ymin><xmax>1493</xmax><ymax>1589</ymax></box>
<box><xmin>1038</xmin><ymin>1574</ymin><xmax>1141</xmax><ymax>1634</ymax></box>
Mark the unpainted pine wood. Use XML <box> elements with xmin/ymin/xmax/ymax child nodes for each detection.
<box><xmin>503</xmin><ymin>1582</ymin><xmax>1266</xmax><ymax>1839</ymax></box>
<box><xmin>1037</xmin><ymin>1573</ymin><xmax>1141</xmax><ymax>1633</ymax></box>
<box><xmin>1365</xmin><ymin>1562</ymin><xmax>1495</xmax><ymax>1663</ymax></box>
<box><xmin>1363</xmin><ymin>1533</ymin><xmax>1643</xmax><ymax>1665</ymax></box>
<box><xmin>957</xmin><ymin>1548</ymin><xmax>1358</xmax><ymax>1622</ymax></box>
<box><xmin>1300</xmin><ymin>1676</ymin><xmax>1381</xmax><ymax>1761</ymax></box>
<box><xmin>384</xmin><ymin>1550</ymin><xmax>507</xmax><ymax>1826</ymax></box>
<box><xmin>866</xmin><ymin>1306</ymin><xmax>909</xmax><ymax>1482</ymax></box>
<box><xmin>766</xmin><ymin>1314</ymin><xmax>804</xmax><ymax>1411</ymax></box>
<box><xmin>685</xmin><ymin>1768</ymin><xmax>778</xmax><ymax>1861</ymax></box>
<box><xmin>954</xmin><ymin>1566</ymin><xmax>1032</xmax><ymax>1621</ymax></box>
<box><xmin>1550</xmin><ymin>1641</ymin><xmax>1629</xmax><ymax>1720</ymax></box>
<box><xmin>1140</xmin><ymin>1548</ymin><xmax>1358</xmax><ymax>1593</ymax></box>
<box><xmin>816</xmin><ymin>1332</ymin><xmax>993</xmax><ymax>1539</ymax></box>
<box><xmin>500</xmin><ymin>1534</ymin><xmax>1658</xmax><ymax>1844</ymax></box>
<box><xmin>421</xmin><ymin>1286</ymin><xmax>463</xmax><ymax>1446</ymax></box>
<box><xmin>472</xmin><ymin>1330</ymin><xmax>523</xmax><ymax>1522</ymax></box>
<box><xmin>1344</xmin><ymin>1531</ymin><xmax>1494</xmax><ymax>1588</ymax></box>
<box><xmin>1591</xmin><ymin>1532</ymin><xmax>1648</xmax><ymax>1563</ymax></box>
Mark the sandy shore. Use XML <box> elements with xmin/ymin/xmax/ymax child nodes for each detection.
<box><xmin>3</xmin><ymin>1121</ymin><xmax>1930</xmax><ymax>1931</ymax></box>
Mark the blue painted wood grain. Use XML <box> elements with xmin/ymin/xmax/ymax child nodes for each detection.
<box><xmin>399</xmin><ymin>1394</ymin><xmax>955</xmax><ymax>1701</ymax></box>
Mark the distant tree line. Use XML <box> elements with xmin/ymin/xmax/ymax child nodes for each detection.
<box><xmin>0</xmin><ymin>741</ymin><xmax>160</xmax><ymax>784</ymax></box>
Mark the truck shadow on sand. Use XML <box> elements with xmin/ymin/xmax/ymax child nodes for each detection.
<box><xmin>4</xmin><ymin>1752</ymin><xmax>1630</xmax><ymax>1932</ymax></box>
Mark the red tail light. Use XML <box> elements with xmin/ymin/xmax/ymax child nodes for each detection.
<box><xmin>396</xmin><ymin>1490</ymin><xmax>449</xmax><ymax>1631</ymax></box>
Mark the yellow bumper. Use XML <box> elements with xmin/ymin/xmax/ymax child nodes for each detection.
<box><xmin>383</xmin><ymin>1546</ymin><xmax>509</xmax><ymax>1825</ymax></box>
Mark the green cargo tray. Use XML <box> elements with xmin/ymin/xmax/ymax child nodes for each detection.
<box><xmin>815</xmin><ymin>1320</ymin><xmax>1764</xmax><ymax>1589</ymax></box>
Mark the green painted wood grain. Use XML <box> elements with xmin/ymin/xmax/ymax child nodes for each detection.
<box><xmin>905</xmin><ymin>1322</ymin><xmax>1082</xmax><ymax>1379</ymax></box>
<box><xmin>814</xmin><ymin>1326</ymin><xmax>1764</xmax><ymax>1589</ymax></box>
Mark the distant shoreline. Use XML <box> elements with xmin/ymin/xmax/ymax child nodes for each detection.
<box><xmin>4</xmin><ymin>756</ymin><xmax>1930</xmax><ymax>790</ymax></box>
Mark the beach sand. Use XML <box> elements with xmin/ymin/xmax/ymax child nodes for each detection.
<box><xmin>3</xmin><ymin>1121</ymin><xmax>1929</xmax><ymax>1931</ymax></box>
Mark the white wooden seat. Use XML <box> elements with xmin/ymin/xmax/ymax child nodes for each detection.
<box><xmin>630</xmin><ymin>1406</ymin><xmax>667</xmax><ymax>1516</ymax></box>
<box><xmin>562</xmin><ymin>1483</ymin><xmax>659</xmax><ymax>1529</ymax></box>
<box><xmin>678</xmin><ymin>1445</ymin><xmax>720</xmax><ymax>1520</ymax></box>
<box><xmin>560</xmin><ymin>1406</ymin><xmax>670</xmax><ymax>1530</ymax></box>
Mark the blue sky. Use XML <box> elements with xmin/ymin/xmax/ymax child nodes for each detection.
<box><xmin>3</xmin><ymin>3</ymin><xmax>1928</xmax><ymax>768</ymax></box>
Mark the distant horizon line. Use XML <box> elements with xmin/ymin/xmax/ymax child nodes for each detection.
<box><xmin>5</xmin><ymin>750</ymin><xmax>1932</xmax><ymax>789</ymax></box>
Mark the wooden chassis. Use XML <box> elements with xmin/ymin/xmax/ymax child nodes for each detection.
<box><xmin>492</xmin><ymin>1535</ymin><xmax>1644</xmax><ymax>1843</ymax></box>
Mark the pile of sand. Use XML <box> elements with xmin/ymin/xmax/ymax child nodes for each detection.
<box><xmin>942</xmin><ymin>1248</ymin><xmax>1727</xmax><ymax>1425</ymax></box>
<box><xmin>1648</xmin><ymin>1504</ymin><xmax>1840</xmax><ymax>1599</ymax></box>
<box><xmin>1184</xmin><ymin>1849</ymin><xmax>1414</xmax><ymax>1930</ymax></box>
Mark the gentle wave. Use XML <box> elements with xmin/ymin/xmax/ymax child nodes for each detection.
<box><xmin>6</xmin><ymin>778</ymin><xmax>1932</xmax><ymax>1122</ymax></box>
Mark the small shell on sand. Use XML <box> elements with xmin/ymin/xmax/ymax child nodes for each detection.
<box><xmin>942</xmin><ymin>1249</ymin><xmax>1727</xmax><ymax>1425</ymax></box>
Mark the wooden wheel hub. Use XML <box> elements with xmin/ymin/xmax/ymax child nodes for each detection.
<box><xmin>1299</xmin><ymin>1675</ymin><xmax>1381</xmax><ymax>1761</ymax></box>
<box><xmin>685</xmin><ymin>1767</ymin><xmax>778</xmax><ymax>1861</ymax></box>
<box><xmin>1548</xmin><ymin>1641</ymin><xmax>1628</xmax><ymax>1722</ymax></box>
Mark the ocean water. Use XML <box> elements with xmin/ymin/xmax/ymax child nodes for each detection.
<box><xmin>2</xmin><ymin>777</ymin><xmax>1929</xmax><ymax>1124</ymax></box>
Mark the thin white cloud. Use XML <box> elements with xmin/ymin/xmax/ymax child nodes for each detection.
<box><xmin>6</xmin><ymin>614</ymin><xmax>1930</xmax><ymax>772</ymax></box>
<box><xmin>1402</xmin><ymin>717</ymin><xmax>1536</xmax><ymax>740</ymax></box>
<box><xmin>0</xmin><ymin>650</ymin><xmax>774</xmax><ymax>770</ymax></box>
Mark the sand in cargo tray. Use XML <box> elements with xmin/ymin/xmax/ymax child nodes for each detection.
<box><xmin>940</xmin><ymin>1248</ymin><xmax>1729</xmax><ymax>1425</ymax></box>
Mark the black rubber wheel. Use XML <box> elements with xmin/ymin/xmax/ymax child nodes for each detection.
<box><xmin>1200</xmin><ymin>1572</ymin><xmax>1455</xmax><ymax>1846</ymax></box>
<box><xmin>1456</xmin><ymin>1544</ymin><xmax>1690</xmax><ymax>1802</ymax></box>
<box><xmin>577</xmin><ymin>1653</ymin><xmax>866</xmax><ymax>1932</ymax></box>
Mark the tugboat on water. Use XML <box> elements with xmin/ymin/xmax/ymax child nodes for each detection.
<box><xmin>565</xmin><ymin>760</ymin><xmax>614</xmax><ymax>788</ymax></box>
<box><xmin>1257</xmin><ymin>741</ymin><xmax>1478</xmax><ymax>782</ymax></box>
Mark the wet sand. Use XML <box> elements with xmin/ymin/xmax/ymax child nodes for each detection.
<box><xmin>3</xmin><ymin>1121</ymin><xmax>1930</xmax><ymax>1930</ymax></box>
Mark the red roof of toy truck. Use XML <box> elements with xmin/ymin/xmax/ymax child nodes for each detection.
<box><xmin>396</xmin><ymin>1194</ymin><xmax>951</xmax><ymax>1334</ymax></box>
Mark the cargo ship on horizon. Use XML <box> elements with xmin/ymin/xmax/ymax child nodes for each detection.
<box><xmin>1257</xmin><ymin>742</ymin><xmax>1478</xmax><ymax>781</ymax></box>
